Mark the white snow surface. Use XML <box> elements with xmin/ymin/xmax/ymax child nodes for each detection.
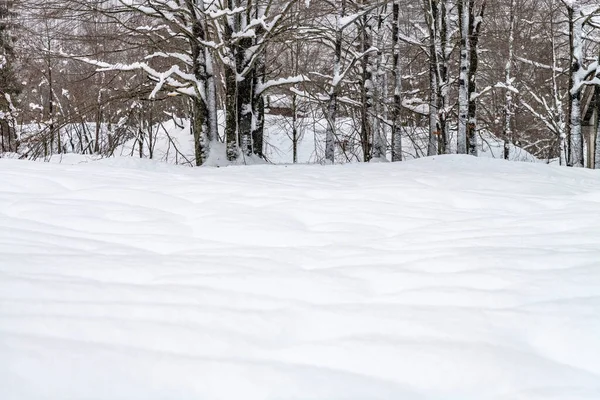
<box><xmin>1</xmin><ymin>156</ymin><xmax>600</xmax><ymax>400</ymax></box>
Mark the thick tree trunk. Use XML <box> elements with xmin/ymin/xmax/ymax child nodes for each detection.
<box><xmin>196</xmin><ymin>0</ymin><xmax>218</xmax><ymax>147</ymax></box>
<box><xmin>191</xmin><ymin>97</ymin><xmax>207</xmax><ymax>165</ymax></box>
<box><xmin>0</xmin><ymin>119</ymin><xmax>16</xmax><ymax>153</ymax></box>
<box><xmin>237</xmin><ymin>28</ymin><xmax>254</xmax><ymax>158</ymax></box>
<box><xmin>467</xmin><ymin>1</ymin><xmax>484</xmax><ymax>157</ymax></box>
<box><xmin>237</xmin><ymin>74</ymin><xmax>254</xmax><ymax>158</ymax></box>
<box><xmin>252</xmin><ymin>93</ymin><xmax>265</xmax><ymax>159</ymax></box>
<box><xmin>188</xmin><ymin>0</ymin><xmax>216</xmax><ymax>165</ymax></box>
<box><xmin>225</xmin><ymin>64</ymin><xmax>238</xmax><ymax>161</ymax></box>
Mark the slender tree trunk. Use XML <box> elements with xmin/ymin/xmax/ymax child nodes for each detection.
<box><xmin>424</xmin><ymin>0</ymin><xmax>440</xmax><ymax>156</ymax></box>
<box><xmin>95</xmin><ymin>107</ymin><xmax>102</xmax><ymax>155</ymax></box>
<box><xmin>371</xmin><ymin>8</ymin><xmax>386</xmax><ymax>160</ymax></box>
<box><xmin>48</xmin><ymin>65</ymin><xmax>58</xmax><ymax>155</ymax></box>
<box><xmin>252</xmin><ymin>87</ymin><xmax>265</xmax><ymax>158</ymax></box>
<box><xmin>291</xmin><ymin>32</ymin><xmax>301</xmax><ymax>164</ymax></box>
<box><xmin>457</xmin><ymin>0</ymin><xmax>471</xmax><ymax>154</ymax></box>
<box><xmin>223</xmin><ymin>0</ymin><xmax>239</xmax><ymax>161</ymax></box>
<box><xmin>391</xmin><ymin>1</ymin><xmax>403</xmax><ymax>162</ymax></box>
<box><xmin>292</xmin><ymin>93</ymin><xmax>298</xmax><ymax>163</ymax></box>
<box><xmin>251</xmin><ymin>5</ymin><xmax>267</xmax><ymax>159</ymax></box>
<box><xmin>595</xmin><ymin>103</ymin><xmax>600</xmax><ymax>169</ymax></box>
<box><xmin>594</xmin><ymin>49</ymin><xmax>600</xmax><ymax>169</ymax></box>
<box><xmin>548</xmin><ymin>8</ymin><xmax>567</xmax><ymax>165</ymax></box>
<box><xmin>568</xmin><ymin>3</ymin><xmax>584</xmax><ymax>168</ymax></box>
<box><xmin>360</xmin><ymin>1</ymin><xmax>373</xmax><ymax>162</ymax></box>
<box><xmin>503</xmin><ymin>0</ymin><xmax>515</xmax><ymax>160</ymax></box>
<box><xmin>325</xmin><ymin>0</ymin><xmax>346</xmax><ymax>163</ymax></box>
<box><xmin>437</xmin><ymin>0</ymin><xmax>450</xmax><ymax>154</ymax></box>
<box><xmin>237</xmin><ymin>62</ymin><xmax>254</xmax><ymax>158</ymax></box>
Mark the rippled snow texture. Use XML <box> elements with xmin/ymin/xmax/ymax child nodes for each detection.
<box><xmin>1</xmin><ymin>155</ymin><xmax>600</xmax><ymax>400</ymax></box>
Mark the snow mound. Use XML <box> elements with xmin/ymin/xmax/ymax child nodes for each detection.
<box><xmin>1</xmin><ymin>156</ymin><xmax>600</xmax><ymax>399</ymax></box>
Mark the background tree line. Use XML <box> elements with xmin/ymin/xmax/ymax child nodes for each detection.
<box><xmin>1</xmin><ymin>0</ymin><xmax>599</xmax><ymax>167</ymax></box>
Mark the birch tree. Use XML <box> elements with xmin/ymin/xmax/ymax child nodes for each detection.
<box><xmin>457</xmin><ymin>0</ymin><xmax>471</xmax><ymax>155</ymax></box>
<box><xmin>502</xmin><ymin>0</ymin><xmax>516</xmax><ymax>160</ymax></box>
<box><xmin>457</xmin><ymin>0</ymin><xmax>485</xmax><ymax>156</ymax></box>
<box><xmin>563</xmin><ymin>0</ymin><xmax>600</xmax><ymax>167</ymax></box>
<box><xmin>390</xmin><ymin>0</ymin><xmax>403</xmax><ymax>161</ymax></box>
<box><xmin>424</xmin><ymin>0</ymin><xmax>451</xmax><ymax>156</ymax></box>
<box><xmin>0</xmin><ymin>0</ymin><xmax>18</xmax><ymax>154</ymax></box>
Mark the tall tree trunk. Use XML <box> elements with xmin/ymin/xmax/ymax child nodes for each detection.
<box><xmin>568</xmin><ymin>3</ymin><xmax>584</xmax><ymax>168</ymax></box>
<box><xmin>325</xmin><ymin>0</ymin><xmax>346</xmax><ymax>164</ymax></box>
<box><xmin>197</xmin><ymin>0</ymin><xmax>219</xmax><ymax>147</ymax></box>
<box><xmin>425</xmin><ymin>0</ymin><xmax>438</xmax><ymax>156</ymax></box>
<box><xmin>360</xmin><ymin>1</ymin><xmax>373</xmax><ymax>162</ymax></box>
<box><xmin>237</xmin><ymin>60</ymin><xmax>254</xmax><ymax>158</ymax></box>
<box><xmin>390</xmin><ymin>1</ymin><xmax>403</xmax><ymax>162</ymax></box>
<box><xmin>549</xmin><ymin>8</ymin><xmax>567</xmax><ymax>166</ymax></box>
<box><xmin>594</xmin><ymin>49</ymin><xmax>600</xmax><ymax>169</ymax></box>
<box><xmin>292</xmin><ymin>93</ymin><xmax>298</xmax><ymax>163</ymax></box>
<box><xmin>236</xmin><ymin>6</ymin><xmax>254</xmax><ymax>159</ymax></box>
<box><xmin>48</xmin><ymin>64</ymin><xmax>58</xmax><ymax>155</ymax></box>
<box><xmin>188</xmin><ymin>0</ymin><xmax>214</xmax><ymax>165</ymax></box>
<box><xmin>251</xmin><ymin>5</ymin><xmax>267</xmax><ymax>159</ymax></box>
<box><xmin>467</xmin><ymin>0</ymin><xmax>485</xmax><ymax>157</ymax></box>
<box><xmin>291</xmin><ymin>22</ymin><xmax>301</xmax><ymax>164</ymax></box>
<box><xmin>371</xmin><ymin>7</ymin><xmax>386</xmax><ymax>160</ymax></box>
<box><xmin>94</xmin><ymin>96</ymin><xmax>102</xmax><ymax>154</ymax></box>
<box><xmin>595</xmin><ymin>100</ymin><xmax>600</xmax><ymax>169</ymax></box>
<box><xmin>223</xmin><ymin>0</ymin><xmax>239</xmax><ymax>161</ymax></box>
<box><xmin>437</xmin><ymin>0</ymin><xmax>450</xmax><ymax>155</ymax></box>
<box><xmin>503</xmin><ymin>0</ymin><xmax>515</xmax><ymax>160</ymax></box>
<box><xmin>457</xmin><ymin>0</ymin><xmax>471</xmax><ymax>154</ymax></box>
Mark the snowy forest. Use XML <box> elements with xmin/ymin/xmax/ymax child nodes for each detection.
<box><xmin>0</xmin><ymin>0</ymin><xmax>599</xmax><ymax>166</ymax></box>
<box><xmin>4</xmin><ymin>1</ymin><xmax>600</xmax><ymax>398</ymax></box>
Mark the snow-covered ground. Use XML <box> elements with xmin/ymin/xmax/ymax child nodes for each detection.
<box><xmin>1</xmin><ymin>156</ymin><xmax>600</xmax><ymax>399</ymax></box>
<box><xmin>109</xmin><ymin>115</ymin><xmax>538</xmax><ymax>165</ymax></box>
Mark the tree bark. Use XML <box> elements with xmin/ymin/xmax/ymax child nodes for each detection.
<box><xmin>568</xmin><ymin>3</ymin><xmax>584</xmax><ymax>167</ymax></box>
<box><xmin>457</xmin><ymin>0</ymin><xmax>471</xmax><ymax>155</ymax></box>
<box><xmin>391</xmin><ymin>1</ymin><xmax>403</xmax><ymax>162</ymax></box>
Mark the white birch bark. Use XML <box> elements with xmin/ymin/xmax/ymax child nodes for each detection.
<box><xmin>426</xmin><ymin>0</ymin><xmax>439</xmax><ymax>156</ymax></box>
<box><xmin>325</xmin><ymin>0</ymin><xmax>345</xmax><ymax>163</ymax></box>
<box><xmin>457</xmin><ymin>0</ymin><xmax>471</xmax><ymax>155</ymax></box>
<box><xmin>371</xmin><ymin>7</ymin><xmax>387</xmax><ymax>160</ymax></box>
<box><xmin>503</xmin><ymin>0</ymin><xmax>515</xmax><ymax>160</ymax></box>
<box><xmin>569</xmin><ymin>1</ymin><xmax>584</xmax><ymax>168</ymax></box>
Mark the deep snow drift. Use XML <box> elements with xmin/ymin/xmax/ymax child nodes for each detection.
<box><xmin>1</xmin><ymin>156</ymin><xmax>600</xmax><ymax>400</ymax></box>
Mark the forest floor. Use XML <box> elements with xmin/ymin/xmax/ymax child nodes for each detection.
<box><xmin>1</xmin><ymin>155</ymin><xmax>600</xmax><ymax>399</ymax></box>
